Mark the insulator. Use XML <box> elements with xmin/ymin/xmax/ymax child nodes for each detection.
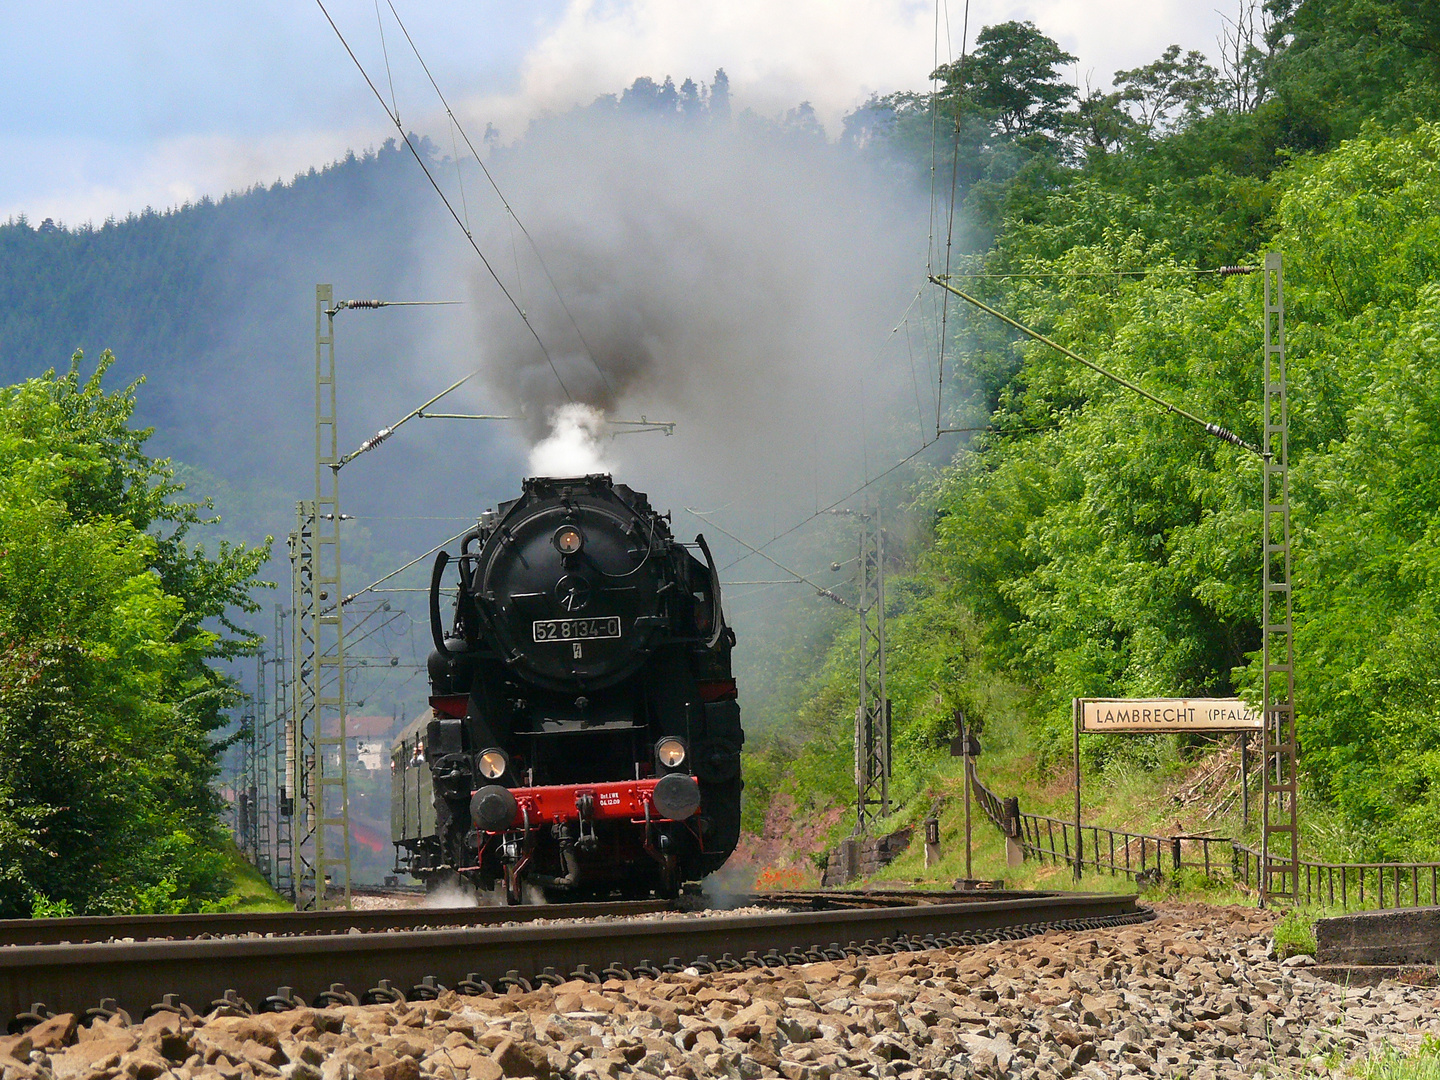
<box><xmin>1204</xmin><ymin>422</ymin><xmax>1252</xmax><ymax>451</ymax></box>
<box><xmin>1216</xmin><ymin>265</ymin><xmax>1257</xmax><ymax>276</ymax></box>
<box><xmin>345</xmin><ymin>299</ymin><xmax>386</xmax><ymax>309</ymax></box>
<box><xmin>358</xmin><ymin>427</ymin><xmax>394</xmax><ymax>454</ymax></box>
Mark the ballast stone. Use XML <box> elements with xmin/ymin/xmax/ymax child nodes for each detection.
<box><xmin>7</xmin><ymin>903</ymin><xmax>1440</xmax><ymax>1080</ymax></box>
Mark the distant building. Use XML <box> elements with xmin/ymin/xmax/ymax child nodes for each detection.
<box><xmin>356</xmin><ymin>740</ymin><xmax>386</xmax><ymax>771</ymax></box>
<box><xmin>323</xmin><ymin>715</ymin><xmax>400</xmax><ymax>772</ymax></box>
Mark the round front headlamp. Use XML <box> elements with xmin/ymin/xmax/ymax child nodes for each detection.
<box><xmin>554</xmin><ymin>526</ymin><xmax>584</xmax><ymax>555</ymax></box>
<box><xmin>477</xmin><ymin>748</ymin><xmax>509</xmax><ymax>780</ymax></box>
<box><xmin>656</xmin><ymin>737</ymin><xmax>687</xmax><ymax>769</ymax></box>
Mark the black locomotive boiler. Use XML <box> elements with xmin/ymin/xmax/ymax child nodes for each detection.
<box><xmin>390</xmin><ymin>474</ymin><xmax>743</xmax><ymax>901</ymax></box>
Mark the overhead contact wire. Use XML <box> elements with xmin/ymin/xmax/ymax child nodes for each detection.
<box><xmin>336</xmin><ymin>371</ymin><xmax>483</xmax><ymax>468</ymax></box>
<box><xmin>716</xmin><ymin>438</ymin><xmax>943</xmax><ymax>574</ymax></box>
<box><xmin>342</xmin><ymin>526</ymin><xmax>474</xmax><ymax>606</ymax></box>
<box><xmin>686</xmin><ymin>509</ymin><xmax>853</xmax><ymax>609</ymax></box>
<box><xmin>382</xmin><ymin>0</ymin><xmax>615</xmax><ymax>398</ymax></box>
<box><xmin>313</xmin><ymin>0</ymin><xmax>573</xmax><ymax>400</ymax></box>
<box><xmin>929</xmin><ymin>276</ymin><xmax>1264</xmax><ymax>456</ymax></box>
<box><xmin>936</xmin><ymin>0</ymin><xmax>971</xmax><ymax>438</ymax></box>
<box><xmin>373</xmin><ymin>0</ymin><xmax>400</xmax><ymax>123</ymax></box>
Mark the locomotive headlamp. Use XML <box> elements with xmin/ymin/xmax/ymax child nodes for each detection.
<box><xmin>477</xmin><ymin>748</ymin><xmax>509</xmax><ymax>780</ymax></box>
<box><xmin>553</xmin><ymin>526</ymin><xmax>584</xmax><ymax>555</ymax></box>
<box><xmin>655</xmin><ymin>737</ymin><xmax>688</xmax><ymax>769</ymax></box>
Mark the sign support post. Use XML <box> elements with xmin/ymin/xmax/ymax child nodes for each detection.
<box><xmin>1073</xmin><ymin>700</ymin><xmax>1082</xmax><ymax>881</ymax></box>
<box><xmin>963</xmin><ymin>717</ymin><xmax>973</xmax><ymax>881</ymax></box>
<box><xmin>1240</xmin><ymin>733</ymin><xmax>1250</xmax><ymax>827</ymax></box>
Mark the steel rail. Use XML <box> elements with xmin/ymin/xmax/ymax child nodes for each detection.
<box><xmin>0</xmin><ymin>889</ymin><xmax>1066</xmax><ymax>947</ymax></box>
<box><xmin>0</xmin><ymin>892</ymin><xmax>1145</xmax><ymax>1026</ymax></box>
<box><xmin>0</xmin><ymin>900</ymin><xmax>670</xmax><ymax>948</ymax></box>
<box><xmin>750</xmin><ymin>888</ymin><xmax>1056</xmax><ymax>910</ymax></box>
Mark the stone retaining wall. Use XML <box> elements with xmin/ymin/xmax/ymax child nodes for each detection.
<box><xmin>821</xmin><ymin>827</ymin><xmax>913</xmax><ymax>886</ymax></box>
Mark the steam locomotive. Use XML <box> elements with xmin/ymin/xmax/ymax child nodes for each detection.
<box><xmin>390</xmin><ymin>474</ymin><xmax>743</xmax><ymax>901</ymax></box>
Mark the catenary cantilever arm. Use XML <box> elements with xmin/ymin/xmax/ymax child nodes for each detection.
<box><xmin>928</xmin><ymin>275</ymin><xmax>1265</xmax><ymax>458</ymax></box>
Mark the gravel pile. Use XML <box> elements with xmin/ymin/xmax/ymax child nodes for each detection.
<box><xmin>2</xmin><ymin>902</ymin><xmax>1436</xmax><ymax>1080</ymax></box>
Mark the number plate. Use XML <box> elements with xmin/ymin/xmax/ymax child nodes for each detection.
<box><xmin>532</xmin><ymin>616</ymin><xmax>622</xmax><ymax>643</ymax></box>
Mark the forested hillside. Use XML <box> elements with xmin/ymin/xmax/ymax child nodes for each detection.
<box><xmin>0</xmin><ymin>141</ymin><xmax>442</xmax><ymax>482</ymax></box>
<box><xmin>746</xmin><ymin>0</ymin><xmax>1440</xmax><ymax>863</ymax></box>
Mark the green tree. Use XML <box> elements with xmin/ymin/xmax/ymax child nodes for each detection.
<box><xmin>1068</xmin><ymin>86</ymin><xmax>1138</xmax><ymax>162</ymax></box>
<box><xmin>0</xmin><ymin>352</ymin><xmax>268</xmax><ymax>914</ymax></box>
<box><xmin>1268</xmin><ymin>0</ymin><xmax>1440</xmax><ymax>140</ymax></box>
<box><xmin>1114</xmin><ymin>44</ymin><xmax>1224</xmax><ymax>133</ymax></box>
<box><xmin>935</xmin><ymin>21</ymin><xmax>1078</xmax><ymax>143</ymax></box>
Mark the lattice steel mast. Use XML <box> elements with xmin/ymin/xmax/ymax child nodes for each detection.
<box><xmin>854</xmin><ymin>502</ymin><xmax>891</xmax><ymax>835</ymax></box>
<box><xmin>1260</xmin><ymin>252</ymin><xmax>1297</xmax><ymax>905</ymax></box>
<box><xmin>289</xmin><ymin>285</ymin><xmax>354</xmax><ymax>910</ymax></box>
<box><xmin>272</xmin><ymin>603</ymin><xmax>293</xmax><ymax>899</ymax></box>
<box><xmin>253</xmin><ymin>650</ymin><xmax>271</xmax><ymax>882</ymax></box>
<box><xmin>236</xmin><ymin>693</ymin><xmax>257</xmax><ymax>862</ymax></box>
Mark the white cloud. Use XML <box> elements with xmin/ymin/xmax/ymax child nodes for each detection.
<box><xmin>0</xmin><ymin>129</ymin><xmax>378</xmax><ymax>227</ymax></box>
<box><xmin>509</xmin><ymin>0</ymin><xmax>938</xmax><ymax>131</ymax></box>
<box><xmin>2</xmin><ymin>0</ymin><xmax>1238</xmax><ymax>222</ymax></box>
<box><xmin>466</xmin><ymin>0</ymin><xmax>1234</xmax><ymax>138</ymax></box>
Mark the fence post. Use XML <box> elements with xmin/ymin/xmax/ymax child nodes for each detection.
<box><xmin>1172</xmin><ymin>836</ymin><xmax>1183</xmax><ymax>878</ymax></box>
<box><xmin>1002</xmin><ymin>797</ymin><xmax>1024</xmax><ymax>869</ymax></box>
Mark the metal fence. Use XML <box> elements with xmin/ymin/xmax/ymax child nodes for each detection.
<box><xmin>968</xmin><ymin>759</ymin><xmax>1440</xmax><ymax>911</ymax></box>
<box><xmin>1233</xmin><ymin>844</ymin><xmax>1440</xmax><ymax>910</ymax></box>
<box><xmin>1015</xmin><ymin>811</ymin><xmax>1233</xmax><ymax>882</ymax></box>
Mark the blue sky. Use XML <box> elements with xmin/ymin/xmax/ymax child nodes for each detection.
<box><xmin>3</xmin><ymin>1</ymin><xmax>1237</xmax><ymax>225</ymax></box>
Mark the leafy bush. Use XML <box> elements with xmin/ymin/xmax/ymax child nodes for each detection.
<box><xmin>29</xmin><ymin>895</ymin><xmax>74</xmax><ymax>919</ymax></box>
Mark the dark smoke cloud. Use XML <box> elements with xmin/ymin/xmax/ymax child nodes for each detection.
<box><xmin>458</xmin><ymin>102</ymin><xmax>931</xmax><ymax>516</ymax></box>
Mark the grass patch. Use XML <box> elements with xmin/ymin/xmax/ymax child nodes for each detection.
<box><xmin>1273</xmin><ymin>907</ymin><xmax>1318</xmax><ymax>958</ymax></box>
<box><xmin>1355</xmin><ymin>1036</ymin><xmax>1440</xmax><ymax>1079</ymax></box>
<box><xmin>222</xmin><ymin>841</ymin><xmax>291</xmax><ymax>913</ymax></box>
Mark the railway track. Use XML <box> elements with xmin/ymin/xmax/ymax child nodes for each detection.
<box><xmin>0</xmin><ymin>890</ymin><xmax>1149</xmax><ymax>1031</ymax></box>
<box><xmin>0</xmin><ymin>899</ymin><xmax>672</xmax><ymax>947</ymax></box>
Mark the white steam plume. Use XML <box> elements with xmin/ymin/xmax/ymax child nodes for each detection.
<box><xmin>528</xmin><ymin>404</ymin><xmax>614</xmax><ymax>477</ymax></box>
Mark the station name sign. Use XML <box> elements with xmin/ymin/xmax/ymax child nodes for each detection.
<box><xmin>1078</xmin><ymin>697</ymin><xmax>1262</xmax><ymax>733</ymax></box>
